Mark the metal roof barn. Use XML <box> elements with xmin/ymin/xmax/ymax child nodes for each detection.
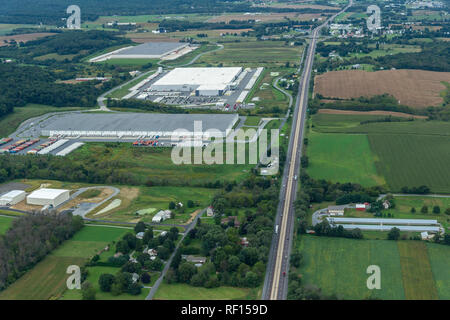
<box><xmin>327</xmin><ymin>217</ymin><xmax>438</xmax><ymax>225</ymax></box>
<box><xmin>27</xmin><ymin>188</ymin><xmax>70</xmax><ymax>207</ymax></box>
<box><xmin>335</xmin><ymin>224</ymin><xmax>441</xmax><ymax>233</ymax></box>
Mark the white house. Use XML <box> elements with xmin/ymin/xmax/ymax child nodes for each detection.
<box><xmin>136</xmin><ymin>232</ymin><xmax>145</xmax><ymax>240</ymax></box>
<box><xmin>207</xmin><ymin>206</ymin><xmax>214</xmax><ymax>217</ymax></box>
<box><xmin>0</xmin><ymin>190</ymin><xmax>26</xmax><ymax>206</ymax></box>
<box><xmin>26</xmin><ymin>188</ymin><xmax>70</xmax><ymax>207</ymax></box>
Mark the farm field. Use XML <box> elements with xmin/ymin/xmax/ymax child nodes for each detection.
<box><xmin>295</xmin><ymin>236</ymin><xmax>405</xmax><ymax>300</ymax></box>
<box><xmin>207</xmin><ymin>12</ymin><xmax>326</xmax><ymax>23</ymax></box>
<box><xmin>397</xmin><ymin>241</ymin><xmax>438</xmax><ymax>300</ymax></box>
<box><xmin>314</xmin><ymin>69</ymin><xmax>450</xmax><ymax>108</ymax></box>
<box><xmin>0</xmin><ymin>224</ymin><xmax>129</xmax><ymax>300</ymax></box>
<box><xmin>194</xmin><ymin>41</ymin><xmax>303</xmax><ymax>68</ymax></box>
<box><xmin>369</xmin><ymin>134</ymin><xmax>450</xmax><ymax>193</ymax></box>
<box><xmin>0</xmin><ymin>32</ymin><xmax>56</xmax><ymax>46</ymax></box>
<box><xmin>427</xmin><ymin>243</ymin><xmax>450</xmax><ymax>299</ymax></box>
<box><xmin>0</xmin><ymin>104</ymin><xmax>82</xmax><ymax>137</ymax></box>
<box><xmin>154</xmin><ymin>282</ymin><xmax>259</xmax><ymax>300</ymax></box>
<box><xmin>306</xmin><ymin>132</ymin><xmax>383</xmax><ymax>187</ymax></box>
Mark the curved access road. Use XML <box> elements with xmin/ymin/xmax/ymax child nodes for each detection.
<box><xmin>262</xmin><ymin>0</ymin><xmax>353</xmax><ymax>301</ymax></box>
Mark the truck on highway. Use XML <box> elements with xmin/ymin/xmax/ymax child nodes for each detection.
<box><xmin>275</xmin><ymin>224</ymin><xmax>279</xmax><ymax>234</ymax></box>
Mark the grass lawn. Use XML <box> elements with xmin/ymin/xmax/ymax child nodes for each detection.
<box><xmin>306</xmin><ymin>132</ymin><xmax>383</xmax><ymax>187</ymax></box>
<box><xmin>154</xmin><ymin>282</ymin><xmax>257</xmax><ymax>300</ymax></box>
<box><xmin>0</xmin><ymin>225</ymin><xmax>128</xmax><ymax>300</ymax></box>
<box><xmin>0</xmin><ymin>215</ymin><xmax>14</xmax><ymax>235</ymax></box>
<box><xmin>295</xmin><ymin>236</ymin><xmax>405</xmax><ymax>299</ymax></box>
<box><xmin>397</xmin><ymin>241</ymin><xmax>438</xmax><ymax>300</ymax></box>
<box><xmin>427</xmin><ymin>243</ymin><xmax>450</xmax><ymax>299</ymax></box>
<box><xmin>244</xmin><ymin>116</ymin><xmax>262</xmax><ymax>126</ymax></box>
<box><xmin>100</xmin><ymin>58</ymin><xmax>158</xmax><ymax>67</ymax></box>
<box><xmin>0</xmin><ymin>104</ymin><xmax>82</xmax><ymax>137</ymax></box>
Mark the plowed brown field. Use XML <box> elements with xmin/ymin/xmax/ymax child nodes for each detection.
<box><xmin>314</xmin><ymin>69</ymin><xmax>450</xmax><ymax>108</ymax></box>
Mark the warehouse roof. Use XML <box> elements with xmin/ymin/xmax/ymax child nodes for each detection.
<box><xmin>152</xmin><ymin>67</ymin><xmax>242</xmax><ymax>87</ymax></box>
<box><xmin>115</xmin><ymin>42</ymin><xmax>187</xmax><ymax>56</ymax></box>
<box><xmin>327</xmin><ymin>217</ymin><xmax>438</xmax><ymax>225</ymax></box>
<box><xmin>0</xmin><ymin>190</ymin><xmax>25</xmax><ymax>199</ymax></box>
<box><xmin>28</xmin><ymin>188</ymin><xmax>69</xmax><ymax>199</ymax></box>
<box><xmin>336</xmin><ymin>224</ymin><xmax>441</xmax><ymax>232</ymax></box>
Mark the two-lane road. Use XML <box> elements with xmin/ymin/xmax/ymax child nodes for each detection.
<box><xmin>263</xmin><ymin>0</ymin><xmax>353</xmax><ymax>300</ymax></box>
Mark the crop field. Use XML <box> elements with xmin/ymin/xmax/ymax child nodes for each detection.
<box><xmin>306</xmin><ymin>132</ymin><xmax>383</xmax><ymax>187</ymax></box>
<box><xmin>295</xmin><ymin>236</ymin><xmax>405</xmax><ymax>300</ymax></box>
<box><xmin>154</xmin><ymin>283</ymin><xmax>258</xmax><ymax>300</ymax></box>
<box><xmin>195</xmin><ymin>41</ymin><xmax>303</xmax><ymax>67</ymax></box>
<box><xmin>314</xmin><ymin>69</ymin><xmax>450</xmax><ymax>108</ymax></box>
<box><xmin>0</xmin><ymin>32</ymin><xmax>55</xmax><ymax>46</ymax></box>
<box><xmin>207</xmin><ymin>12</ymin><xmax>325</xmax><ymax>23</ymax></box>
<box><xmin>295</xmin><ymin>236</ymin><xmax>450</xmax><ymax>300</ymax></box>
<box><xmin>369</xmin><ymin>134</ymin><xmax>450</xmax><ymax>193</ymax></box>
<box><xmin>0</xmin><ymin>225</ymin><xmax>128</xmax><ymax>300</ymax></box>
<box><xmin>309</xmin><ymin>114</ymin><xmax>450</xmax><ymax>192</ymax></box>
<box><xmin>427</xmin><ymin>243</ymin><xmax>450</xmax><ymax>299</ymax></box>
<box><xmin>397</xmin><ymin>241</ymin><xmax>439</xmax><ymax>300</ymax></box>
<box><xmin>317</xmin><ymin>109</ymin><xmax>427</xmax><ymax>119</ymax></box>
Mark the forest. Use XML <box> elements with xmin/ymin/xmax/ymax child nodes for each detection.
<box><xmin>0</xmin><ymin>213</ymin><xmax>84</xmax><ymax>291</ymax></box>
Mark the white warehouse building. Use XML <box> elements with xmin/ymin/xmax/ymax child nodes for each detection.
<box><xmin>150</xmin><ymin>67</ymin><xmax>243</xmax><ymax>96</ymax></box>
<box><xmin>0</xmin><ymin>190</ymin><xmax>26</xmax><ymax>206</ymax></box>
<box><xmin>27</xmin><ymin>188</ymin><xmax>70</xmax><ymax>207</ymax></box>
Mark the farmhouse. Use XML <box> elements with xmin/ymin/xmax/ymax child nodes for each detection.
<box><xmin>0</xmin><ymin>190</ymin><xmax>26</xmax><ymax>206</ymax></box>
<box><xmin>26</xmin><ymin>188</ymin><xmax>70</xmax><ymax>207</ymax></box>
<box><xmin>207</xmin><ymin>206</ymin><xmax>214</xmax><ymax>217</ymax></box>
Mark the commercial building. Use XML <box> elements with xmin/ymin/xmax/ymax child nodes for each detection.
<box><xmin>0</xmin><ymin>190</ymin><xmax>26</xmax><ymax>206</ymax></box>
<box><xmin>327</xmin><ymin>205</ymin><xmax>345</xmax><ymax>216</ymax></box>
<box><xmin>150</xmin><ymin>67</ymin><xmax>243</xmax><ymax>96</ymax></box>
<box><xmin>27</xmin><ymin>188</ymin><xmax>70</xmax><ymax>207</ymax></box>
<box><xmin>152</xmin><ymin>210</ymin><xmax>172</xmax><ymax>223</ymax></box>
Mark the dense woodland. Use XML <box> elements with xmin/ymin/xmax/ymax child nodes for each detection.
<box><xmin>0</xmin><ymin>213</ymin><xmax>84</xmax><ymax>291</ymax></box>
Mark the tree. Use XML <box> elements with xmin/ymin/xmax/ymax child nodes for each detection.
<box><xmin>410</xmin><ymin>207</ymin><xmax>416</xmax><ymax>213</ymax></box>
<box><xmin>421</xmin><ymin>205</ymin><xmax>428</xmax><ymax>214</ymax></box>
<box><xmin>134</xmin><ymin>221</ymin><xmax>146</xmax><ymax>233</ymax></box>
<box><xmin>187</xmin><ymin>200</ymin><xmax>194</xmax><ymax>208</ymax></box>
<box><xmin>388</xmin><ymin>227</ymin><xmax>400</xmax><ymax>240</ymax></box>
<box><xmin>98</xmin><ymin>273</ymin><xmax>115</xmax><ymax>292</ymax></box>
<box><xmin>127</xmin><ymin>282</ymin><xmax>142</xmax><ymax>295</ymax></box>
<box><xmin>143</xmin><ymin>228</ymin><xmax>154</xmax><ymax>244</ymax></box>
<box><xmin>141</xmin><ymin>272</ymin><xmax>151</xmax><ymax>284</ymax></box>
<box><xmin>290</xmin><ymin>252</ymin><xmax>303</xmax><ymax>268</ymax></box>
<box><xmin>169</xmin><ymin>201</ymin><xmax>176</xmax><ymax>210</ymax></box>
<box><xmin>178</xmin><ymin>262</ymin><xmax>197</xmax><ymax>283</ymax></box>
<box><xmin>81</xmin><ymin>281</ymin><xmax>96</xmax><ymax>300</ymax></box>
<box><xmin>244</xmin><ymin>271</ymin><xmax>259</xmax><ymax>288</ymax></box>
<box><xmin>445</xmin><ymin>208</ymin><xmax>450</xmax><ymax>216</ymax></box>
<box><xmin>115</xmin><ymin>272</ymin><xmax>132</xmax><ymax>293</ymax></box>
<box><xmin>433</xmin><ymin>206</ymin><xmax>440</xmax><ymax>214</ymax></box>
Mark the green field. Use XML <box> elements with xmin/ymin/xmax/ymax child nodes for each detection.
<box><xmin>0</xmin><ymin>225</ymin><xmax>128</xmax><ymax>300</ymax></box>
<box><xmin>70</xmin><ymin>143</ymin><xmax>254</xmax><ymax>186</ymax></box>
<box><xmin>306</xmin><ymin>132</ymin><xmax>383</xmax><ymax>186</ymax></box>
<box><xmin>0</xmin><ymin>104</ymin><xmax>82</xmax><ymax>137</ymax></box>
<box><xmin>195</xmin><ymin>41</ymin><xmax>303</xmax><ymax>68</ymax></box>
<box><xmin>0</xmin><ymin>216</ymin><xmax>14</xmax><ymax>235</ymax></box>
<box><xmin>427</xmin><ymin>243</ymin><xmax>450</xmax><ymax>299</ymax></box>
<box><xmin>154</xmin><ymin>282</ymin><xmax>258</xmax><ymax>300</ymax></box>
<box><xmin>369</xmin><ymin>134</ymin><xmax>450</xmax><ymax>193</ymax></box>
<box><xmin>296</xmin><ymin>236</ymin><xmax>405</xmax><ymax>300</ymax></box>
<box><xmin>309</xmin><ymin>114</ymin><xmax>450</xmax><ymax>192</ymax></box>
<box><xmin>89</xmin><ymin>185</ymin><xmax>216</xmax><ymax>224</ymax></box>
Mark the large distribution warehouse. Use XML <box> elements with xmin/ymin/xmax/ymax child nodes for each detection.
<box><xmin>0</xmin><ymin>190</ymin><xmax>26</xmax><ymax>206</ymax></box>
<box><xmin>27</xmin><ymin>188</ymin><xmax>70</xmax><ymax>207</ymax></box>
<box><xmin>150</xmin><ymin>67</ymin><xmax>243</xmax><ymax>96</ymax></box>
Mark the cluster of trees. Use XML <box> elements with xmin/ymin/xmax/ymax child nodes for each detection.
<box><xmin>0</xmin><ymin>213</ymin><xmax>84</xmax><ymax>291</ymax></box>
<box><xmin>158</xmin><ymin>20</ymin><xmax>254</xmax><ymax>32</ymax></box>
<box><xmin>313</xmin><ymin>220</ymin><xmax>363</xmax><ymax>239</ymax></box>
<box><xmin>400</xmin><ymin>185</ymin><xmax>431</xmax><ymax>194</ymax></box>
<box><xmin>165</xmin><ymin>173</ymin><xmax>279</xmax><ymax>289</ymax></box>
<box><xmin>316</xmin><ymin>41</ymin><xmax>371</xmax><ymax>58</ymax></box>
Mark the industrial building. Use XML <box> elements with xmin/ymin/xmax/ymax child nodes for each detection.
<box><xmin>27</xmin><ymin>188</ymin><xmax>70</xmax><ymax>207</ymax></box>
<box><xmin>0</xmin><ymin>190</ymin><xmax>26</xmax><ymax>206</ymax></box>
<box><xmin>89</xmin><ymin>42</ymin><xmax>191</xmax><ymax>62</ymax></box>
<box><xmin>150</xmin><ymin>67</ymin><xmax>243</xmax><ymax>96</ymax></box>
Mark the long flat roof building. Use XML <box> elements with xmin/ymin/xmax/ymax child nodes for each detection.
<box><xmin>27</xmin><ymin>188</ymin><xmax>70</xmax><ymax>207</ymax></box>
<box><xmin>150</xmin><ymin>67</ymin><xmax>243</xmax><ymax>96</ymax></box>
<box><xmin>114</xmin><ymin>42</ymin><xmax>189</xmax><ymax>59</ymax></box>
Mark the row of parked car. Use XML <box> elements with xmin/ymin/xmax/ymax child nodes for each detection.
<box><xmin>0</xmin><ymin>138</ymin><xmax>40</xmax><ymax>154</ymax></box>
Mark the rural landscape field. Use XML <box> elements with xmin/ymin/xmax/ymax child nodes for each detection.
<box><xmin>0</xmin><ymin>0</ymin><xmax>448</xmax><ymax>307</ymax></box>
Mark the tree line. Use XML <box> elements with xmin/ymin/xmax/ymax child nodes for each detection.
<box><xmin>0</xmin><ymin>213</ymin><xmax>84</xmax><ymax>291</ymax></box>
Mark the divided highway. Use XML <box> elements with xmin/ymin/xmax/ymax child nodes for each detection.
<box><xmin>262</xmin><ymin>0</ymin><xmax>353</xmax><ymax>300</ymax></box>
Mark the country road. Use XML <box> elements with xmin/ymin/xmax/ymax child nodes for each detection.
<box><xmin>262</xmin><ymin>0</ymin><xmax>353</xmax><ymax>300</ymax></box>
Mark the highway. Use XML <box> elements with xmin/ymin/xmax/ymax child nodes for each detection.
<box><xmin>262</xmin><ymin>0</ymin><xmax>353</xmax><ymax>300</ymax></box>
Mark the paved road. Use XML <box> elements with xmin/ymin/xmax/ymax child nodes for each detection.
<box><xmin>145</xmin><ymin>207</ymin><xmax>207</xmax><ymax>300</ymax></box>
<box><xmin>262</xmin><ymin>0</ymin><xmax>353</xmax><ymax>300</ymax></box>
<box><xmin>65</xmin><ymin>186</ymin><xmax>120</xmax><ymax>217</ymax></box>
